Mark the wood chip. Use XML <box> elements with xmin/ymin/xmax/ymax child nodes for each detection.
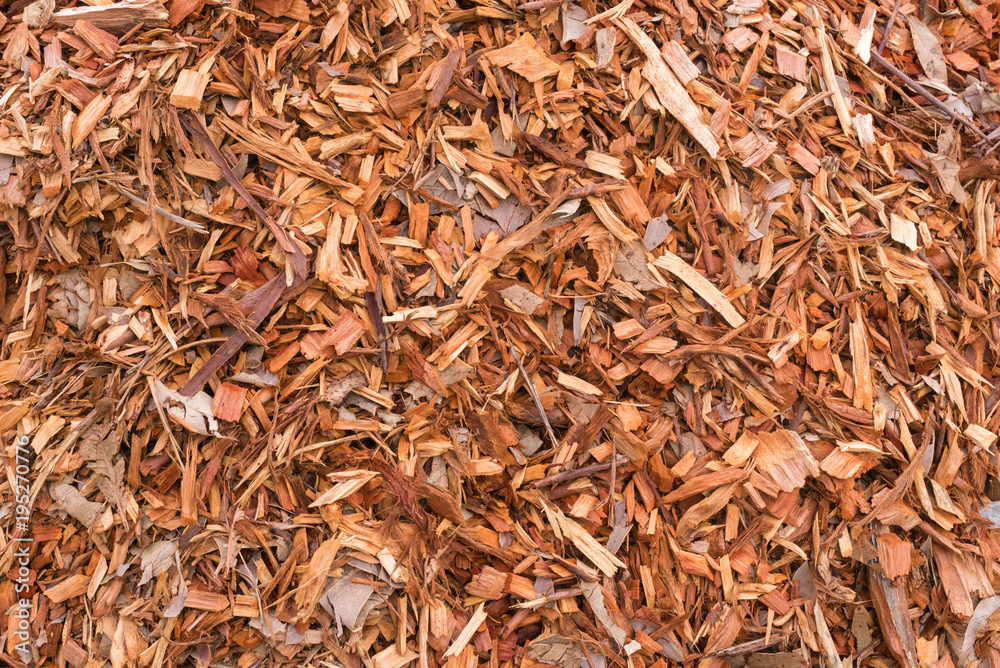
<box><xmin>654</xmin><ymin>251</ymin><xmax>746</xmax><ymax>326</ymax></box>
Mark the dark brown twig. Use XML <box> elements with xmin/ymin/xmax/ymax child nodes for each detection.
<box><xmin>917</xmin><ymin>250</ymin><xmax>960</xmax><ymax>302</ymax></box>
<box><xmin>180</xmin><ymin>113</ymin><xmax>307</xmax><ymax>280</ymax></box>
<box><xmin>179</xmin><ymin>276</ymin><xmax>286</xmax><ymax>396</ymax></box>
<box><xmin>876</xmin><ymin>0</ymin><xmax>901</xmax><ymax>56</ymax></box>
<box><xmin>507</xmin><ymin>336</ymin><xmax>560</xmax><ymax>449</ymax></box>
<box><xmin>531</xmin><ymin>457</ymin><xmax>630</xmax><ymax>487</ymax></box>
<box><xmin>870</xmin><ymin>51</ymin><xmax>988</xmax><ymax>142</ymax></box>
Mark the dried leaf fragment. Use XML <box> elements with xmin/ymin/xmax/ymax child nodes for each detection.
<box><xmin>907</xmin><ymin>17</ymin><xmax>948</xmax><ymax>86</ymax></box>
<box><xmin>153</xmin><ymin>379</ymin><xmax>220</xmax><ymax>436</ymax></box>
<box><xmin>50</xmin><ymin>480</ymin><xmax>104</xmax><ymax>526</ymax></box>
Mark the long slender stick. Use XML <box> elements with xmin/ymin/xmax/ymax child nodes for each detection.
<box><xmin>876</xmin><ymin>0</ymin><xmax>901</xmax><ymax>56</ymax></box>
<box><xmin>507</xmin><ymin>337</ymin><xmax>560</xmax><ymax>449</ymax></box>
<box><xmin>870</xmin><ymin>51</ymin><xmax>988</xmax><ymax>141</ymax></box>
<box><xmin>531</xmin><ymin>457</ymin><xmax>629</xmax><ymax>487</ymax></box>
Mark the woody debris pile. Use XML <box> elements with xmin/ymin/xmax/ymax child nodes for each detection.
<box><xmin>3</xmin><ymin>0</ymin><xmax>1000</xmax><ymax>667</ymax></box>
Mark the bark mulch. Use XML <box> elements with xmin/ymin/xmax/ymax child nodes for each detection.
<box><xmin>3</xmin><ymin>0</ymin><xmax>1000</xmax><ymax>667</ymax></box>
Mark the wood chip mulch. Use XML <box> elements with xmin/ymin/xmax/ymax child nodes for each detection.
<box><xmin>3</xmin><ymin>0</ymin><xmax>1000</xmax><ymax>667</ymax></box>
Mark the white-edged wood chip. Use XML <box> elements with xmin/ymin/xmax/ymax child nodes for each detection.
<box><xmin>615</xmin><ymin>17</ymin><xmax>719</xmax><ymax>158</ymax></box>
<box><xmin>654</xmin><ymin>251</ymin><xmax>745</xmax><ymax>327</ymax></box>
